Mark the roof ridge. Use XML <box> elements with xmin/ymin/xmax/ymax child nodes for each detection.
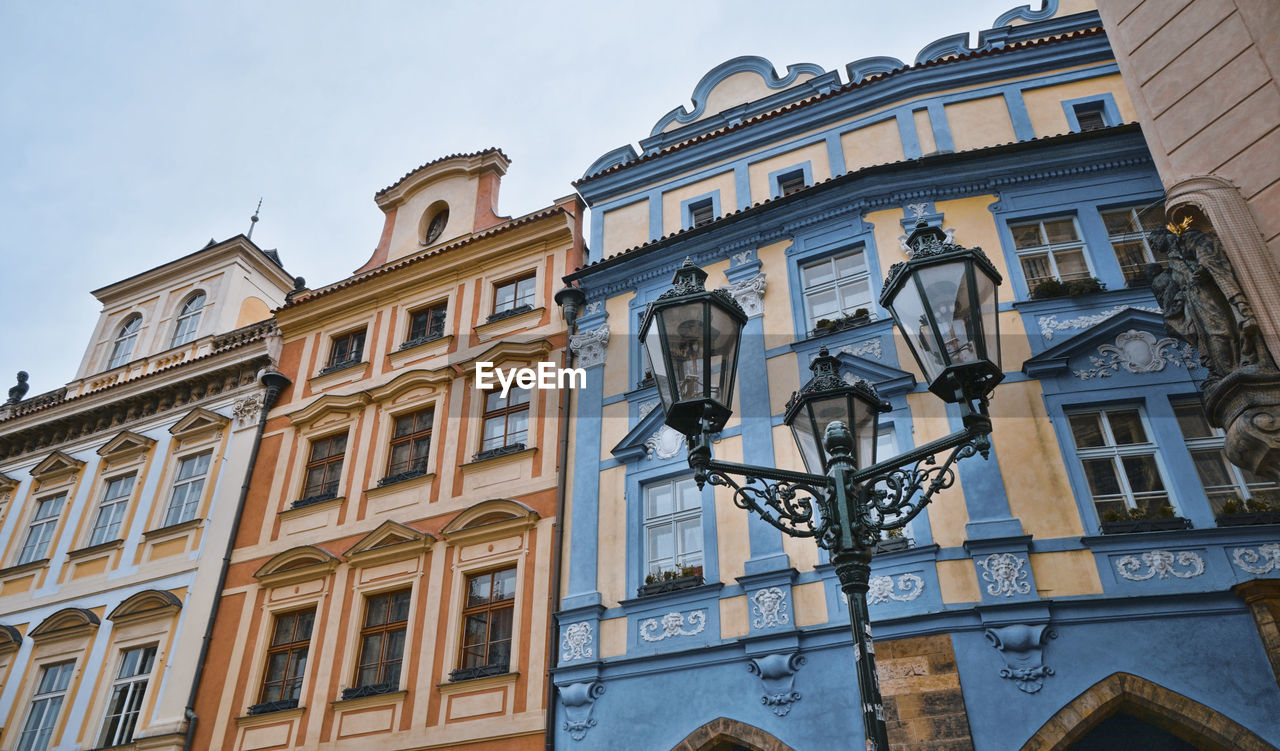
<box><xmin>375</xmin><ymin>147</ymin><xmax>511</xmax><ymax>198</ymax></box>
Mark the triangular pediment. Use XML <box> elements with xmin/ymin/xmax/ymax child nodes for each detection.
<box><xmin>31</xmin><ymin>451</ymin><xmax>85</xmax><ymax>481</ymax></box>
<box><xmin>1022</xmin><ymin>309</ymin><xmax>1200</xmax><ymax>382</ymax></box>
<box><xmin>169</xmin><ymin>407</ymin><xmax>229</xmax><ymax>440</ymax></box>
<box><xmin>344</xmin><ymin>521</ymin><xmax>434</xmax><ymax>560</ymax></box>
<box><xmin>254</xmin><ymin>545</ymin><xmax>340</xmax><ymax>581</ymax></box>
<box><xmin>30</xmin><ymin>607</ymin><xmax>99</xmax><ymax>641</ymax></box>
<box><xmin>612</xmin><ymin>404</ymin><xmax>671</xmax><ymax>462</ymax></box>
<box><xmin>97</xmin><ymin>430</ymin><xmax>156</xmax><ymax>460</ymax></box>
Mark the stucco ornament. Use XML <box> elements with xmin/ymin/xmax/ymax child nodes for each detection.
<box><xmin>636</xmin><ymin>398</ymin><xmax>660</xmax><ymax>421</ymax></box>
<box><xmin>583</xmin><ymin>301</ymin><xmax>603</xmax><ymax>316</ymax></box>
<box><xmin>977</xmin><ymin>553</ymin><xmax>1031</xmax><ymax>597</ymax></box>
<box><xmin>986</xmin><ymin>623</ymin><xmax>1056</xmax><ymax>693</ymax></box>
<box><xmin>750</xmin><ymin>587</ymin><xmax>790</xmax><ymax>629</ymax></box>
<box><xmin>569</xmin><ymin>324</ymin><xmax>610</xmax><ymax>369</ymax></box>
<box><xmin>561</xmin><ymin>621</ymin><xmax>594</xmax><ymax>661</ymax></box>
<box><xmin>747</xmin><ymin>652</ymin><xmax>806</xmax><ymax>716</ymax></box>
<box><xmin>639</xmin><ymin>610</ymin><xmax>706</xmax><ymax>642</ymax></box>
<box><xmin>559</xmin><ymin>680</ymin><xmax>605</xmax><ymax>741</ymax></box>
<box><xmin>1115</xmin><ymin>550</ymin><xmax>1205</xmax><ymax>581</ymax></box>
<box><xmin>1072</xmin><ymin>329</ymin><xmax>1197</xmax><ymax>380</ymax></box>
<box><xmin>723</xmin><ymin>272</ymin><xmax>767</xmax><ymax>318</ymax></box>
<box><xmin>232</xmin><ymin>394</ymin><xmax>263</xmax><ymax>428</ymax></box>
<box><xmin>1231</xmin><ymin>543</ymin><xmax>1280</xmax><ymax>575</ymax></box>
<box><xmin>731</xmin><ymin>249</ymin><xmax>754</xmax><ymax>266</ymax></box>
<box><xmin>644</xmin><ymin>424</ymin><xmax>685</xmax><ymax>460</ymax></box>
<box><xmin>866</xmin><ymin>573</ymin><xmax>925</xmax><ymax>605</ymax></box>
<box><xmin>835</xmin><ymin>339</ymin><xmax>884</xmax><ymax>361</ymax></box>
<box><xmin>1038</xmin><ymin>305</ymin><xmax>1159</xmax><ymax>340</ymax></box>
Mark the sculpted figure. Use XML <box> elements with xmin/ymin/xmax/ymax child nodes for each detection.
<box><xmin>6</xmin><ymin>371</ymin><xmax>28</xmax><ymax>404</ymax></box>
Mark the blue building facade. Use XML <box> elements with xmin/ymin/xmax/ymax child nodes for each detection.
<box><xmin>552</xmin><ymin>3</ymin><xmax>1280</xmax><ymax>749</ymax></box>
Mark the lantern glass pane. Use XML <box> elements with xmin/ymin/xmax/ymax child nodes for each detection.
<box><xmin>791</xmin><ymin>418</ymin><xmax>823</xmax><ymax>475</ymax></box>
<box><xmin>975</xmin><ymin>267</ymin><xmax>1000</xmax><ymax>369</ymax></box>
<box><xmin>855</xmin><ymin>401</ymin><xmax>878</xmax><ymax>470</ymax></box>
<box><xmin>890</xmin><ymin>273</ymin><xmax>942</xmax><ymax>383</ymax></box>
<box><xmin>643</xmin><ymin>326</ymin><xmax>676</xmax><ymax>415</ymax></box>
<box><xmin>708</xmin><ymin>304</ymin><xmax>741</xmax><ymax>411</ymax></box>
<box><xmin>917</xmin><ymin>261</ymin><xmax>979</xmax><ymax>370</ymax></box>
<box><xmin>661</xmin><ymin>301</ymin><xmax>710</xmax><ymax>402</ymax></box>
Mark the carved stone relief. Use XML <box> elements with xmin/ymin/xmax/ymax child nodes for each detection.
<box><xmin>750</xmin><ymin>587</ymin><xmax>790</xmax><ymax>629</ymax></box>
<box><xmin>561</xmin><ymin>621</ymin><xmax>594</xmax><ymax>661</ymax></box>
<box><xmin>867</xmin><ymin>573</ymin><xmax>925</xmax><ymax>605</ymax></box>
<box><xmin>977</xmin><ymin>553</ymin><xmax>1031</xmax><ymax>597</ymax></box>
<box><xmin>559</xmin><ymin>681</ymin><xmax>605</xmax><ymax>741</ymax></box>
<box><xmin>723</xmin><ymin>272</ymin><xmax>767</xmax><ymax>318</ymax></box>
<box><xmin>570</xmin><ymin>325</ymin><xmax>610</xmax><ymax>369</ymax></box>
<box><xmin>747</xmin><ymin>652</ymin><xmax>806</xmax><ymax>716</ymax></box>
<box><xmin>1115</xmin><ymin>550</ymin><xmax>1205</xmax><ymax>581</ymax></box>
<box><xmin>986</xmin><ymin>623</ymin><xmax>1056</xmax><ymax>693</ymax></box>
<box><xmin>1072</xmin><ymin>329</ymin><xmax>1197</xmax><ymax>380</ymax></box>
<box><xmin>644</xmin><ymin>425</ymin><xmax>685</xmax><ymax>461</ymax></box>
<box><xmin>639</xmin><ymin>610</ymin><xmax>706</xmax><ymax>642</ymax></box>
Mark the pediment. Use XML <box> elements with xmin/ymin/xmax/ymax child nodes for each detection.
<box><xmin>612</xmin><ymin>405</ymin><xmax>676</xmax><ymax>463</ymax></box>
<box><xmin>286</xmin><ymin>392</ymin><xmax>371</xmax><ymax>429</ymax></box>
<box><xmin>254</xmin><ymin>545</ymin><xmax>340</xmax><ymax>581</ymax></box>
<box><xmin>169</xmin><ymin>407</ymin><xmax>230</xmax><ymax>440</ymax></box>
<box><xmin>1022</xmin><ymin>309</ymin><xmax>1200</xmax><ymax>382</ymax></box>
<box><xmin>344</xmin><ymin>521</ymin><xmax>434</xmax><ymax>560</ymax></box>
<box><xmin>30</xmin><ymin>607</ymin><xmax>100</xmax><ymax>641</ymax></box>
<box><xmin>461</xmin><ymin>339</ymin><xmax>554</xmax><ymax>376</ymax></box>
<box><xmin>0</xmin><ymin>472</ymin><xmax>17</xmax><ymax>491</ymax></box>
<box><xmin>97</xmin><ymin>430</ymin><xmax>156</xmax><ymax>460</ymax></box>
<box><xmin>366</xmin><ymin>368</ymin><xmax>451</xmax><ymax>404</ymax></box>
<box><xmin>831</xmin><ymin>351</ymin><xmax>916</xmax><ymax>399</ymax></box>
<box><xmin>0</xmin><ymin>623</ymin><xmax>21</xmax><ymax>654</ymax></box>
<box><xmin>443</xmin><ymin>499</ymin><xmax>538</xmax><ymax>542</ymax></box>
<box><xmin>30</xmin><ymin>450</ymin><xmax>84</xmax><ymax>481</ymax></box>
<box><xmin>108</xmin><ymin>589</ymin><xmax>182</xmax><ymax>623</ymax></box>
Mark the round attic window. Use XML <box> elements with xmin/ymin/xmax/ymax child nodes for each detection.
<box><xmin>425</xmin><ymin>207</ymin><xmax>449</xmax><ymax>245</ymax></box>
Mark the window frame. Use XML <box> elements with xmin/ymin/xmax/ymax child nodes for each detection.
<box><xmin>1064</xmin><ymin>405</ymin><xmax>1179</xmax><ymax>522</ymax></box>
<box><xmin>769</xmin><ymin>162</ymin><xmax>813</xmax><ymax>199</ymax></box>
<box><xmin>383</xmin><ymin>407</ymin><xmax>434</xmax><ymax>483</ymax></box>
<box><xmin>18</xmin><ymin>493</ymin><xmax>67</xmax><ymax>565</ymax></box>
<box><xmin>1062</xmin><ymin>93</ymin><xmax>1121</xmax><ymax>133</ymax></box>
<box><xmin>642</xmin><ymin>476</ymin><xmax>704</xmax><ymax>579</ymax></box>
<box><xmin>97</xmin><ymin>645</ymin><xmax>157</xmax><ymax>748</ymax></box>
<box><xmin>1171</xmin><ymin>398</ymin><xmax>1280</xmax><ymax>515</ymax></box>
<box><xmin>108</xmin><ymin>315</ymin><xmax>142</xmax><ymax>370</ymax></box>
<box><xmin>799</xmin><ymin>248</ymin><xmax>876</xmax><ymax>333</ymax></box>
<box><xmin>1008</xmin><ymin>214</ymin><xmax>1094</xmax><ymax>290</ymax></box>
<box><xmin>404</xmin><ymin>301</ymin><xmax>448</xmax><ymax>347</ymax></box>
<box><xmin>299</xmin><ymin>432</ymin><xmax>347</xmax><ymax>504</ymax></box>
<box><xmin>351</xmin><ymin>589</ymin><xmax>411</xmax><ymax>692</ymax></box>
<box><xmin>492</xmin><ymin>274</ymin><xmax>537</xmax><ymax>318</ymax></box>
<box><xmin>163</xmin><ymin>451</ymin><xmax>212</xmax><ymax>527</ymax></box>
<box><xmin>1099</xmin><ymin>204</ymin><xmax>1166</xmax><ymax>285</ymax></box>
<box><xmin>88</xmin><ymin>473</ymin><xmax>136</xmax><ymax>547</ymax></box>
<box><xmin>454</xmin><ymin>566</ymin><xmax>517</xmax><ymax>679</ymax></box>
<box><xmin>170</xmin><ymin>291</ymin><xmax>206</xmax><ymax>348</ymax></box>
<box><xmin>16</xmin><ymin>661</ymin><xmax>75</xmax><ymax>751</ymax></box>
<box><xmin>479</xmin><ymin>387</ymin><xmax>531</xmax><ymax>456</ymax></box>
<box><xmin>324</xmin><ymin>329</ymin><xmax>367</xmax><ymax>373</ymax></box>
<box><xmin>254</xmin><ymin>607</ymin><xmax>316</xmax><ymax>712</ymax></box>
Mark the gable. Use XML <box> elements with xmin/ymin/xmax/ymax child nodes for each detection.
<box><xmin>344</xmin><ymin>521</ymin><xmax>434</xmax><ymax>560</ymax></box>
<box><xmin>1022</xmin><ymin>309</ymin><xmax>1204</xmax><ymax>390</ymax></box>
<box><xmin>30</xmin><ymin>450</ymin><xmax>85</xmax><ymax>482</ymax></box>
<box><xmin>254</xmin><ymin>545</ymin><xmax>340</xmax><ymax>581</ymax></box>
<box><xmin>30</xmin><ymin>607</ymin><xmax>100</xmax><ymax>641</ymax></box>
<box><xmin>169</xmin><ymin>407</ymin><xmax>230</xmax><ymax>441</ymax></box>
<box><xmin>108</xmin><ymin>589</ymin><xmax>183</xmax><ymax>623</ymax></box>
<box><xmin>97</xmin><ymin>430</ymin><xmax>156</xmax><ymax>460</ymax></box>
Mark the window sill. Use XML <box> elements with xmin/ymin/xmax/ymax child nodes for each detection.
<box><xmin>237</xmin><ymin>703</ymin><xmax>305</xmax><ymax>726</ymax></box>
<box><xmin>308</xmin><ymin>361</ymin><xmax>368</xmax><ymax>390</ymax></box>
<box><xmin>1099</xmin><ymin>517</ymin><xmax>1191</xmax><ymax>535</ymax></box>
<box><xmin>872</xmin><ymin>537</ymin><xmax>914</xmax><ymax>555</ymax></box>
<box><xmin>619</xmin><ymin>579</ymin><xmax>723</xmax><ymax>609</ymax></box>
<box><xmin>291</xmin><ymin>490</ymin><xmax>339</xmax><ymax>510</ymax></box>
<box><xmin>485</xmin><ymin>304</ymin><xmax>534</xmax><ymax>324</ymax></box>
<box><xmin>473</xmin><ymin>306</ymin><xmax>544</xmax><ymax>342</ymax></box>
<box><xmin>246</xmin><ymin>699</ymin><xmax>301</xmax><ymax>716</ymax></box>
<box><xmin>367</xmin><ymin>471</ymin><xmax>435</xmax><ymax>496</ymax></box>
<box><xmin>0</xmin><ymin>558</ymin><xmax>49</xmax><ymax>579</ymax></box>
<box><xmin>67</xmin><ymin>539</ymin><xmax>125</xmax><ymax>560</ymax></box>
<box><xmin>337</xmin><ymin>684</ymin><xmax>405</xmax><ymax>703</ymax></box>
<box><xmin>376</xmin><ymin>468</ymin><xmax>433</xmax><ymax>488</ymax></box>
<box><xmin>387</xmin><ymin>334</ymin><xmax>453</xmax><ymax>368</ymax></box>
<box><xmin>142</xmin><ymin>517</ymin><xmax>204</xmax><ymax>540</ymax></box>
<box><xmin>280</xmin><ymin>496</ymin><xmax>344</xmax><ymax>519</ymax></box>
<box><xmin>461</xmin><ymin>445</ymin><xmax>536</xmax><ymax>471</ymax></box>
<box><xmin>472</xmin><ymin>443</ymin><xmax>527</xmax><ymax>463</ymax></box>
<box><xmin>1216</xmin><ymin>511</ymin><xmax>1280</xmax><ymax>527</ymax></box>
<box><xmin>443</xmin><ymin>665</ymin><xmax>515</xmax><ymax>687</ymax></box>
<box><xmin>637</xmin><ymin>574</ymin><xmax>703</xmax><ymax>598</ymax></box>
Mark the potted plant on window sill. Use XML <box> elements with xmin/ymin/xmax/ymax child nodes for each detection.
<box><xmin>872</xmin><ymin>527</ymin><xmax>912</xmax><ymax>554</ymax></box>
<box><xmin>1029</xmin><ymin>277</ymin><xmax>1106</xmax><ymax>300</ymax></box>
<box><xmin>1100</xmin><ymin>504</ymin><xmax>1191</xmax><ymax>534</ymax></box>
<box><xmin>1215</xmin><ymin>498</ymin><xmax>1280</xmax><ymax>527</ymax></box>
<box><xmin>812</xmin><ymin>308</ymin><xmax>874</xmax><ymax>338</ymax></box>
<box><xmin>638</xmin><ymin>564</ymin><xmax>704</xmax><ymax>597</ymax></box>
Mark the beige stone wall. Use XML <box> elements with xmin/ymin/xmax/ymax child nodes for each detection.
<box><xmin>879</xmin><ymin>634</ymin><xmax>975</xmax><ymax>751</ymax></box>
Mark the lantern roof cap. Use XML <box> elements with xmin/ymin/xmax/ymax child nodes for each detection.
<box><xmin>880</xmin><ymin>220</ymin><xmax>1002</xmax><ymax>304</ymax></box>
<box><xmin>642</xmin><ymin>257</ymin><xmax>747</xmax><ymax>334</ymax></box>
<box><xmin>784</xmin><ymin>346</ymin><xmax>890</xmax><ymax>419</ymax></box>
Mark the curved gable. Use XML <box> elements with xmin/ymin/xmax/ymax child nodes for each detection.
<box><xmin>30</xmin><ymin>607</ymin><xmax>100</xmax><ymax>641</ymax></box>
<box><xmin>651</xmin><ymin>56</ymin><xmax>828</xmax><ymax>137</ymax></box>
<box><xmin>443</xmin><ymin>499</ymin><xmax>539</xmax><ymax>543</ymax></box>
<box><xmin>109</xmin><ymin>589</ymin><xmax>183</xmax><ymax>622</ymax></box>
<box><xmin>286</xmin><ymin>392</ymin><xmax>371</xmax><ymax>429</ymax></box>
<box><xmin>255</xmin><ymin>545</ymin><xmax>341</xmax><ymax>581</ymax></box>
<box><xmin>0</xmin><ymin>623</ymin><xmax>22</xmax><ymax>654</ymax></box>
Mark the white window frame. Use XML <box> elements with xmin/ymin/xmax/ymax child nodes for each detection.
<box><xmin>800</xmin><ymin>249</ymin><xmax>875</xmax><ymax>331</ymax></box>
<box><xmin>97</xmin><ymin>645</ymin><xmax>156</xmax><ymax>747</ymax></box>
<box><xmin>643</xmin><ymin>476</ymin><xmax>703</xmax><ymax>577</ymax></box>
<box><xmin>17</xmin><ymin>493</ymin><xmax>66</xmax><ymax>565</ymax></box>
<box><xmin>164</xmin><ymin>452</ymin><xmax>212</xmax><ymax>527</ymax></box>
<box><xmin>89</xmin><ymin>474</ymin><xmax>135</xmax><ymax>547</ymax></box>
<box><xmin>108</xmin><ymin>315</ymin><xmax>142</xmax><ymax>369</ymax></box>
<box><xmin>1066</xmin><ymin>406</ymin><xmax>1175</xmax><ymax>518</ymax></box>
<box><xmin>1172</xmin><ymin>399</ymin><xmax>1280</xmax><ymax>512</ymax></box>
<box><xmin>170</xmin><ymin>292</ymin><xmax>206</xmax><ymax>347</ymax></box>
<box><xmin>1008</xmin><ymin>215</ymin><xmax>1093</xmax><ymax>288</ymax></box>
<box><xmin>16</xmin><ymin>661</ymin><xmax>74</xmax><ymax>751</ymax></box>
<box><xmin>1100</xmin><ymin>205</ymin><xmax>1165</xmax><ymax>284</ymax></box>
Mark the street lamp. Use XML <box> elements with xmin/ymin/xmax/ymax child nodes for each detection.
<box><xmin>639</xmin><ymin>223</ymin><xmax>1002</xmax><ymax>751</ymax></box>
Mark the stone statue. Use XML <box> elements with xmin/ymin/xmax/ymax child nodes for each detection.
<box><xmin>6</xmin><ymin>371</ymin><xmax>28</xmax><ymax>404</ymax></box>
<box><xmin>1148</xmin><ymin>228</ymin><xmax>1274</xmax><ymax>386</ymax></box>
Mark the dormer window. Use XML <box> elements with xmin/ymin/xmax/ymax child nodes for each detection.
<box><xmin>108</xmin><ymin>315</ymin><xmax>142</xmax><ymax>369</ymax></box>
<box><xmin>170</xmin><ymin>292</ymin><xmax>206</xmax><ymax>347</ymax></box>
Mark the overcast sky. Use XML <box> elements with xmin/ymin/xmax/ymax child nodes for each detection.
<box><xmin>1</xmin><ymin>0</ymin><xmax>1026</xmax><ymax>396</ymax></box>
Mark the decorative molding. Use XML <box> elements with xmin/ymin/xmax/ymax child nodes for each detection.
<box><xmin>977</xmin><ymin>553</ymin><xmax>1031</xmax><ymax>597</ymax></box>
<box><xmin>1073</xmin><ymin>329</ymin><xmax>1198</xmax><ymax>380</ymax></box>
<box><xmin>583</xmin><ymin>301</ymin><xmax>603</xmax><ymax>316</ymax></box>
<box><xmin>906</xmin><ymin>203</ymin><xmax>928</xmax><ymax>219</ymax></box>
<box><xmin>644</xmin><ymin>425</ymin><xmax>685</xmax><ymax>461</ymax></box>
<box><xmin>750</xmin><ymin>587</ymin><xmax>790</xmax><ymax>629</ymax></box>
<box><xmin>1231</xmin><ymin>544</ymin><xmax>1280</xmax><ymax>575</ymax></box>
<box><xmin>561</xmin><ymin>622</ymin><xmax>594</xmax><ymax>661</ymax></box>
<box><xmin>1038</xmin><ymin>305</ymin><xmax>1159</xmax><ymax>340</ymax></box>
<box><xmin>867</xmin><ymin>573</ymin><xmax>925</xmax><ymax>605</ymax></box>
<box><xmin>232</xmin><ymin>394</ymin><xmax>263</xmax><ymax>428</ymax></box>
<box><xmin>748</xmin><ymin>652</ymin><xmax>806</xmax><ymax>717</ymax></box>
<box><xmin>559</xmin><ymin>681</ymin><xmax>605</xmax><ymax>742</ymax></box>
<box><xmin>636</xmin><ymin>399</ymin><xmax>660</xmax><ymax>422</ymax></box>
<box><xmin>986</xmin><ymin>624</ymin><xmax>1056</xmax><ymax>693</ymax></box>
<box><xmin>569</xmin><ymin>324</ymin><xmax>611</xmax><ymax>369</ymax></box>
<box><xmin>834</xmin><ymin>339</ymin><xmax>884</xmax><ymax>361</ymax></box>
<box><xmin>730</xmin><ymin>249</ymin><xmax>755</xmax><ymax>266</ymax></box>
<box><xmin>639</xmin><ymin>610</ymin><xmax>706</xmax><ymax>642</ymax></box>
<box><xmin>1116</xmin><ymin>550</ymin><xmax>1206</xmax><ymax>581</ymax></box>
<box><xmin>723</xmin><ymin>273</ymin><xmax>767</xmax><ymax>318</ymax></box>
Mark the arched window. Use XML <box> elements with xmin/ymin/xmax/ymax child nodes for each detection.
<box><xmin>170</xmin><ymin>292</ymin><xmax>205</xmax><ymax>347</ymax></box>
<box><xmin>108</xmin><ymin>315</ymin><xmax>142</xmax><ymax>369</ymax></box>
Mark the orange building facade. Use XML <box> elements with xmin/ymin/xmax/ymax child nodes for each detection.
<box><xmin>190</xmin><ymin>150</ymin><xmax>585</xmax><ymax>751</ymax></box>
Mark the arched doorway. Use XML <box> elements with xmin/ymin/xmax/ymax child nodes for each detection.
<box><xmin>1021</xmin><ymin>672</ymin><xmax>1274</xmax><ymax>751</ymax></box>
<box><xmin>670</xmin><ymin>717</ymin><xmax>796</xmax><ymax>751</ymax></box>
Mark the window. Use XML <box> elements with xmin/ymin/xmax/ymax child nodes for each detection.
<box><xmin>325</xmin><ymin>330</ymin><xmax>366</xmax><ymax>372</ymax></box>
<box><xmin>1172</xmin><ymin>400</ymin><xmax>1280</xmax><ymax>514</ymax></box>
<box><xmin>97</xmin><ymin>646</ymin><xmax>156</xmax><ymax>748</ymax></box>
<box><xmin>255</xmin><ymin>609</ymin><xmax>315</xmax><ymax>712</ymax></box>
<box><xmin>385</xmin><ymin>409</ymin><xmax>433</xmax><ymax>481</ymax></box>
<box><xmin>644</xmin><ymin>477</ymin><xmax>703</xmax><ymax>577</ymax></box>
<box><xmin>18</xmin><ymin>494</ymin><xmax>66</xmax><ymax>565</ymax></box>
<box><xmin>16</xmin><ymin>661</ymin><xmax>74</xmax><ymax>751</ymax></box>
<box><xmin>1073</xmin><ymin>102</ymin><xmax>1106</xmax><ymax>132</ymax></box>
<box><xmin>800</xmin><ymin>250</ymin><xmax>874</xmax><ymax>331</ymax></box>
<box><xmin>688</xmin><ymin>199</ymin><xmax>714</xmax><ymax>228</ymax></box>
<box><xmin>424</xmin><ymin>207</ymin><xmax>449</xmax><ymax>245</ymax></box>
<box><xmin>89</xmin><ymin>474</ymin><xmax>135</xmax><ymax>547</ymax></box>
<box><xmin>457</xmin><ymin>567</ymin><xmax>516</xmax><ymax>677</ymax></box>
<box><xmin>480</xmin><ymin>388</ymin><xmax>529</xmax><ymax>454</ymax></box>
<box><xmin>776</xmin><ymin>169</ymin><xmax>806</xmax><ymax>197</ymax></box>
<box><xmin>1010</xmin><ymin>217</ymin><xmax>1091</xmax><ymax>289</ymax></box>
<box><xmin>164</xmin><ymin>452</ymin><xmax>211</xmax><ymax>526</ymax></box>
<box><xmin>352</xmin><ymin>590</ymin><xmax>410</xmax><ymax>693</ymax></box>
<box><xmin>1067</xmin><ymin>408</ymin><xmax>1172</xmax><ymax>520</ymax></box>
<box><xmin>108</xmin><ymin>315</ymin><xmax>141</xmax><ymax>369</ymax></box>
<box><xmin>301</xmin><ymin>433</ymin><xmax>346</xmax><ymax>503</ymax></box>
<box><xmin>405</xmin><ymin>302</ymin><xmax>447</xmax><ymax>346</ymax></box>
<box><xmin>1101</xmin><ymin>205</ymin><xmax>1167</xmax><ymax>284</ymax></box>
<box><xmin>493</xmin><ymin>275</ymin><xmax>536</xmax><ymax>317</ymax></box>
<box><xmin>170</xmin><ymin>292</ymin><xmax>205</xmax><ymax>347</ymax></box>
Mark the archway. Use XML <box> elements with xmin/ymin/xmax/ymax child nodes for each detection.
<box><xmin>1021</xmin><ymin>672</ymin><xmax>1274</xmax><ymax>751</ymax></box>
<box><xmin>670</xmin><ymin>717</ymin><xmax>796</xmax><ymax>751</ymax></box>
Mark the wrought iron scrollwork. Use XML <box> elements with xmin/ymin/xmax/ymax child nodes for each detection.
<box><xmin>705</xmin><ymin>469</ymin><xmax>830</xmax><ymax>544</ymax></box>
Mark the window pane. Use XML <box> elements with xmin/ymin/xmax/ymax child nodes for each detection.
<box><xmin>508</xmin><ymin>387</ymin><xmax>530</xmax><ymax>406</ymax></box>
<box><xmin>1020</xmin><ymin>254</ymin><xmax>1052</xmax><ymax>285</ymax></box>
<box><xmin>1111</xmin><ymin>240</ymin><xmax>1149</xmax><ymax>279</ymax></box>
<box><xmin>390</xmin><ymin>591</ymin><xmax>411</xmax><ymax>622</ymax></box>
<box><xmin>1106</xmin><ymin>411</ymin><xmax>1147</xmax><ymax>444</ymax></box>
<box><xmin>493</xmin><ymin>568</ymin><xmax>517</xmax><ymax>602</ymax></box>
<box><xmin>1043</xmin><ymin>218</ymin><xmax>1079</xmax><ymax>243</ymax></box>
<box><xmin>676</xmin><ymin>479</ymin><xmax>701</xmax><ymax>511</ymax></box>
<box><xmin>837</xmin><ymin>279</ymin><xmax>871</xmax><ymax>311</ymax></box>
<box><xmin>1122</xmin><ymin>455</ymin><xmax>1166</xmax><ymax>494</ymax></box>
<box><xmin>1010</xmin><ymin>224</ymin><xmax>1043</xmax><ymax>249</ymax></box>
<box><xmin>1172</xmin><ymin>402</ymin><xmax>1215</xmax><ymax>439</ymax></box>
<box><xmin>1082</xmin><ymin>458</ymin><xmax>1123</xmax><ymax>497</ymax></box>
<box><xmin>1053</xmin><ymin>248</ymin><xmax>1089</xmax><ymax>280</ymax></box>
<box><xmin>833</xmin><ymin>251</ymin><xmax>866</xmax><ymax>277</ymax></box>
<box><xmin>1068</xmin><ymin>413</ymin><xmax>1106</xmax><ymax>448</ymax></box>
<box><xmin>806</xmin><ymin>289</ymin><xmax>840</xmax><ymax>320</ymax></box>
<box><xmin>801</xmin><ymin>259</ymin><xmax>835</xmax><ymax>288</ymax></box>
<box><xmin>677</xmin><ymin>518</ymin><xmax>702</xmax><ymax>559</ymax></box>
<box><xmin>646</xmin><ymin>484</ymin><xmax>673</xmax><ymax>518</ymax></box>
<box><xmin>464</xmin><ymin>614</ymin><xmax>488</xmax><ymax>648</ymax></box>
<box><xmin>648</xmin><ymin>526</ymin><xmax>674</xmax><ymax>566</ymax></box>
<box><xmin>468</xmin><ymin>573</ymin><xmax>492</xmax><ymax>608</ymax></box>
<box><xmin>489</xmin><ymin>606</ymin><xmax>513</xmax><ymax>643</ymax></box>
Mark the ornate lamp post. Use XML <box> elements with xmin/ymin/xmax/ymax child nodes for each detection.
<box><xmin>638</xmin><ymin>223</ymin><xmax>1003</xmax><ymax>751</ymax></box>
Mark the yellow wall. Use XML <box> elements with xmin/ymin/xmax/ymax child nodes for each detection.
<box><xmin>601</xmin><ymin>199</ymin><xmax>650</xmax><ymax>256</ymax></box>
<box><xmin>1030</xmin><ymin>550</ymin><xmax>1103</xmax><ymax>597</ymax></box>
<box><xmin>946</xmin><ymin>96</ymin><xmax>1017</xmax><ymax>152</ymax></box>
<box><xmin>908</xmin><ymin>392</ymin><xmax>969</xmax><ymax>547</ymax></box>
<box><xmin>843</xmin><ymin>119</ymin><xmax>905</xmax><ymax>172</ymax></box>
<box><xmin>597</xmin><ymin>466</ymin><xmax>627</xmax><ymax>607</ymax></box>
<box><xmin>748</xmin><ymin>143</ymin><xmax>831</xmax><ymax>202</ymax></box>
<box><xmin>937</xmin><ymin>559</ymin><xmax>981</xmax><ymax>603</ymax></box>
<box><xmin>1023</xmin><ymin>73</ymin><xmax>1138</xmax><ymax>137</ymax></box>
<box><xmin>661</xmin><ymin>172</ymin><xmax>737</xmax><ymax>236</ymax></box>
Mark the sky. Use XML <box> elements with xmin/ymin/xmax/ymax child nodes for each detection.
<box><xmin>1</xmin><ymin>0</ymin><xmax>1026</xmax><ymax>396</ymax></box>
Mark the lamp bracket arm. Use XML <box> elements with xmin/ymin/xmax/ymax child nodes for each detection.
<box><xmin>704</xmin><ymin>459</ymin><xmax>829</xmax><ymax>487</ymax></box>
<box><xmin>849</xmin><ymin>422</ymin><xmax>989</xmax><ymax>487</ymax></box>
<box><xmin>701</xmin><ymin>465</ymin><xmax>833</xmax><ymax>546</ymax></box>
